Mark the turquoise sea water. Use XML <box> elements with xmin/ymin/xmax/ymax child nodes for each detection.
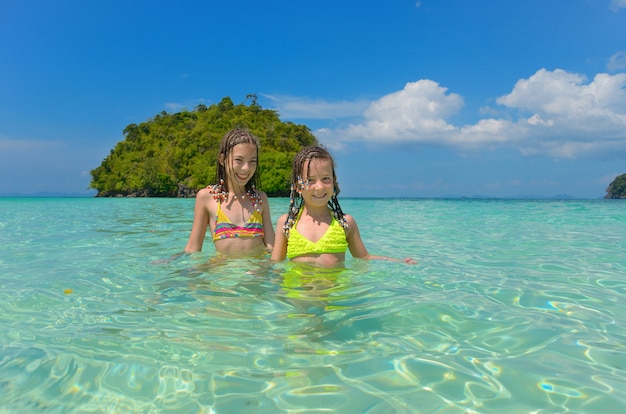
<box><xmin>0</xmin><ymin>197</ymin><xmax>625</xmax><ymax>413</ymax></box>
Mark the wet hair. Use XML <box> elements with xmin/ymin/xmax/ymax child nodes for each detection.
<box><xmin>283</xmin><ymin>146</ymin><xmax>348</xmax><ymax>236</ymax></box>
<box><xmin>214</xmin><ymin>128</ymin><xmax>260</xmax><ymax>195</ymax></box>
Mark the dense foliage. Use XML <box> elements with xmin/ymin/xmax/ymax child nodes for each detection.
<box><xmin>90</xmin><ymin>96</ymin><xmax>318</xmax><ymax>197</ymax></box>
<box><xmin>604</xmin><ymin>173</ymin><xmax>626</xmax><ymax>199</ymax></box>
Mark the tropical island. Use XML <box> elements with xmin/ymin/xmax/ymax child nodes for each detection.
<box><xmin>90</xmin><ymin>95</ymin><xmax>625</xmax><ymax>200</ymax></box>
<box><xmin>89</xmin><ymin>96</ymin><xmax>318</xmax><ymax>197</ymax></box>
<box><xmin>605</xmin><ymin>173</ymin><xmax>626</xmax><ymax>199</ymax></box>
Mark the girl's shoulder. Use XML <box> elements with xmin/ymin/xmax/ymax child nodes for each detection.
<box><xmin>256</xmin><ymin>189</ymin><xmax>269</xmax><ymax>200</ymax></box>
<box><xmin>342</xmin><ymin>213</ymin><xmax>356</xmax><ymax>224</ymax></box>
<box><xmin>196</xmin><ymin>186</ymin><xmax>215</xmax><ymax>199</ymax></box>
<box><xmin>195</xmin><ymin>187</ymin><xmax>220</xmax><ymax>208</ymax></box>
<box><xmin>342</xmin><ymin>214</ymin><xmax>360</xmax><ymax>234</ymax></box>
<box><xmin>252</xmin><ymin>190</ymin><xmax>269</xmax><ymax>210</ymax></box>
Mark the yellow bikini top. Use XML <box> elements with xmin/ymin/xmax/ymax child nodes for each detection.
<box><xmin>286</xmin><ymin>209</ymin><xmax>348</xmax><ymax>259</ymax></box>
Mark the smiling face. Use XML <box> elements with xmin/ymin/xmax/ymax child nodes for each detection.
<box><xmin>221</xmin><ymin>143</ymin><xmax>258</xmax><ymax>191</ymax></box>
<box><xmin>300</xmin><ymin>157</ymin><xmax>335</xmax><ymax>207</ymax></box>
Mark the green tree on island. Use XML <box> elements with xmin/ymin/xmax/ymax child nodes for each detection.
<box><xmin>605</xmin><ymin>173</ymin><xmax>626</xmax><ymax>199</ymax></box>
<box><xmin>89</xmin><ymin>96</ymin><xmax>318</xmax><ymax>197</ymax></box>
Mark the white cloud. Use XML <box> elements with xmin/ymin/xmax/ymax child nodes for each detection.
<box><xmin>164</xmin><ymin>102</ymin><xmax>185</xmax><ymax>111</ymax></box>
<box><xmin>496</xmin><ymin>68</ymin><xmax>626</xmax><ymax>157</ymax></box>
<box><xmin>316</xmin><ymin>80</ymin><xmax>467</xmax><ymax>146</ymax></box>
<box><xmin>307</xmin><ymin>69</ymin><xmax>626</xmax><ymax>159</ymax></box>
<box><xmin>610</xmin><ymin>0</ymin><xmax>626</xmax><ymax>11</ymax></box>
<box><xmin>162</xmin><ymin>98</ymin><xmax>209</xmax><ymax>113</ymax></box>
<box><xmin>608</xmin><ymin>51</ymin><xmax>626</xmax><ymax>71</ymax></box>
<box><xmin>0</xmin><ymin>137</ymin><xmax>62</xmax><ymax>153</ymax></box>
<box><xmin>261</xmin><ymin>94</ymin><xmax>370</xmax><ymax>119</ymax></box>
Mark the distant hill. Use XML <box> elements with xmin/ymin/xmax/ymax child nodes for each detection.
<box><xmin>605</xmin><ymin>173</ymin><xmax>626</xmax><ymax>199</ymax></box>
<box><xmin>89</xmin><ymin>96</ymin><xmax>318</xmax><ymax>197</ymax></box>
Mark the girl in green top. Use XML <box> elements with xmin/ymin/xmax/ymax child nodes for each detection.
<box><xmin>271</xmin><ymin>146</ymin><xmax>416</xmax><ymax>267</ymax></box>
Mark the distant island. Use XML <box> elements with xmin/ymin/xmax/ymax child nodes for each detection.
<box><xmin>89</xmin><ymin>95</ymin><xmax>624</xmax><ymax>200</ymax></box>
<box><xmin>605</xmin><ymin>173</ymin><xmax>626</xmax><ymax>199</ymax></box>
<box><xmin>89</xmin><ymin>96</ymin><xmax>318</xmax><ymax>197</ymax></box>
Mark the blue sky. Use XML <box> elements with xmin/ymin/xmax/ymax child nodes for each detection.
<box><xmin>1</xmin><ymin>0</ymin><xmax>625</xmax><ymax>198</ymax></box>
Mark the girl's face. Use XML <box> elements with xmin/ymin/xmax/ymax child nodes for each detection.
<box><xmin>300</xmin><ymin>158</ymin><xmax>334</xmax><ymax>207</ymax></box>
<box><xmin>222</xmin><ymin>143</ymin><xmax>258</xmax><ymax>189</ymax></box>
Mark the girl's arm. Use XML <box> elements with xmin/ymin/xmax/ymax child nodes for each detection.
<box><xmin>184</xmin><ymin>188</ymin><xmax>212</xmax><ymax>253</ymax></box>
<box><xmin>270</xmin><ymin>214</ymin><xmax>288</xmax><ymax>261</ymax></box>
<box><xmin>259</xmin><ymin>191</ymin><xmax>275</xmax><ymax>250</ymax></box>
<box><xmin>344</xmin><ymin>214</ymin><xmax>369</xmax><ymax>258</ymax></box>
<box><xmin>345</xmin><ymin>215</ymin><xmax>417</xmax><ymax>264</ymax></box>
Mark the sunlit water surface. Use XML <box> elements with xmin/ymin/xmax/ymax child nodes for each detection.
<box><xmin>0</xmin><ymin>198</ymin><xmax>625</xmax><ymax>413</ymax></box>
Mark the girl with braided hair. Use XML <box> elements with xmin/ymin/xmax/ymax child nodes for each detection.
<box><xmin>184</xmin><ymin>128</ymin><xmax>274</xmax><ymax>255</ymax></box>
<box><xmin>271</xmin><ymin>146</ymin><xmax>415</xmax><ymax>267</ymax></box>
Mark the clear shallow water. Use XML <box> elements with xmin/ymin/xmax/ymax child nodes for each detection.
<box><xmin>0</xmin><ymin>197</ymin><xmax>625</xmax><ymax>413</ymax></box>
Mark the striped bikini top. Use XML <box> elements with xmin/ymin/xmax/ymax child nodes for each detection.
<box><xmin>212</xmin><ymin>202</ymin><xmax>264</xmax><ymax>241</ymax></box>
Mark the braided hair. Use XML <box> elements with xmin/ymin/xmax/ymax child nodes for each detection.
<box><xmin>283</xmin><ymin>146</ymin><xmax>348</xmax><ymax>236</ymax></box>
<box><xmin>212</xmin><ymin>128</ymin><xmax>261</xmax><ymax>200</ymax></box>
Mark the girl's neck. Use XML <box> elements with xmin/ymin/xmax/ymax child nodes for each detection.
<box><xmin>227</xmin><ymin>187</ymin><xmax>261</xmax><ymax>211</ymax></box>
<box><xmin>229</xmin><ymin>190</ymin><xmax>247</xmax><ymax>199</ymax></box>
<box><xmin>302</xmin><ymin>204</ymin><xmax>330</xmax><ymax>220</ymax></box>
<box><xmin>227</xmin><ymin>185</ymin><xmax>250</xmax><ymax>199</ymax></box>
